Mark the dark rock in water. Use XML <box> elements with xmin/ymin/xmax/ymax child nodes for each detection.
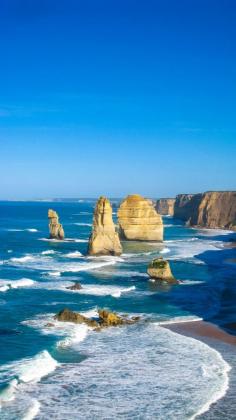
<box><xmin>54</xmin><ymin>308</ymin><xmax>139</xmax><ymax>329</ymax></box>
<box><xmin>54</xmin><ymin>308</ymin><xmax>99</xmax><ymax>328</ymax></box>
<box><xmin>66</xmin><ymin>282</ymin><xmax>83</xmax><ymax>290</ymax></box>
<box><xmin>45</xmin><ymin>323</ymin><xmax>55</xmax><ymax>327</ymax></box>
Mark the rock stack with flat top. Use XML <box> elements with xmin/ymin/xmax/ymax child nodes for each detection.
<box><xmin>48</xmin><ymin>209</ymin><xmax>65</xmax><ymax>240</ymax></box>
<box><xmin>118</xmin><ymin>194</ymin><xmax>163</xmax><ymax>241</ymax></box>
<box><xmin>88</xmin><ymin>196</ymin><xmax>122</xmax><ymax>255</ymax></box>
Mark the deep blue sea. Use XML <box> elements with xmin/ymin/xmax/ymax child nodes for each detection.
<box><xmin>0</xmin><ymin>200</ymin><xmax>236</xmax><ymax>419</ymax></box>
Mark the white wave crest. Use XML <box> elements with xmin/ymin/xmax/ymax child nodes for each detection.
<box><xmin>10</xmin><ymin>255</ymin><xmax>35</xmax><ymax>263</ymax></box>
<box><xmin>0</xmin><ymin>278</ymin><xmax>35</xmax><ymax>292</ymax></box>
<box><xmin>65</xmin><ymin>251</ymin><xmax>83</xmax><ymax>258</ymax></box>
<box><xmin>74</xmin><ymin>223</ymin><xmax>92</xmax><ymax>226</ymax></box>
<box><xmin>41</xmin><ymin>250</ymin><xmax>56</xmax><ymax>255</ymax></box>
<box><xmin>0</xmin><ymin>379</ymin><xmax>18</xmax><ymax>404</ymax></box>
<box><xmin>47</xmin><ymin>271</ymin><xmax>61</xmax><ymax>277</ymax></box>
<box><xmin>23</xmin><ymin>314</ymin><xmax>92</xmax><ymax>348</ymax></box>
<box><xmin>17</xmin><ymin>350</ymin><xmax>58</xmax><ymax>383</ymax></box>
<box><xmin>66</xmin><ymin>284</ymin><xmax>136</xmax><ymax>298</ymax></box>
<box><xmin>155</xmin><ymin>316</ymin><xmax>203</xmax><ymax>325</ymax></box>
<box><xmin>57</xmin><ymin>324</ymin><xmax>90</xmax><ymax>348</ymax></box>
<box><xmin>160</xmin><ymin>247</ymin><xmax>170</xmax><ymax>254</ymax></box>
<box><xmin>22</xmin><ymin>399</ymin><xmax>40</xmax><ymax>420</ymax></box>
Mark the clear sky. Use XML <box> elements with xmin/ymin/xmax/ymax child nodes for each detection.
<box><xmin>0</xmin><ymin>0</ymin><xmax>235</xmax><ymax>199</ymax></box>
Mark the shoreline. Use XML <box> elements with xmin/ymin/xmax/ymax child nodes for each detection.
<box><xmin>164</xmin><ymin>320</ymin><xmax>236</xmax><ymax>418</ymax></box>
<box><xmin>164</xmin><ymin>320</ymin><xmax>236</xmax><ymax>346</ymax></box>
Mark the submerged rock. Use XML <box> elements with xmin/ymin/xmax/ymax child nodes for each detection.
<box><xmin>65</xmin><ymin>282</ymin><xmax>83</xmax><ymax>290</ymax></box>
<box><xmin>48</xmin><ymin>209</ymin><xmax>65</xmax><ymax>240</ymax></box>
<box><xmin>54</xmin><ymin>308</ymin><xmax>139</xmax><ymax>329</ymax></box>
<box><xmin>118</xmin><ymin>194</ymin><xmax>163</xmax><ymax>241</ymax></box>
<box><xmin>88</xmin><ymin>196</ymin><xmax>122</xmax><ymax>256</ymax></box>
<box><xmin>147</xmin><ymin>257</ymin><xmax>178</xmax><ymax>284</ymax></box>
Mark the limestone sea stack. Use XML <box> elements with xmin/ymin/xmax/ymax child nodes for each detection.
<box><xmin>147</xmin><ymin>257</ymin><xmax>177</xmax><ymax>283</ymax></box>
<box><xmin>156</xmin><ymin>198</ymin><xmax>175</xmax><ymax>216</ymax></box>
<box><xmin>88</xmin><ymin>196</ymin><xmax>122</xmax><ymax>256</ymax></box>
<box><xmin>48</xmin><ymin>209</ymin><xmax>65</xmax><ymax>239</ymax></box>
<box><xmin>118</xmin><ymin>194</ymin><xmax>163</xmax><ymax>241</ymax></box>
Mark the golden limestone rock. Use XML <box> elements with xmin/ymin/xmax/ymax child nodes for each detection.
<box><xmin>147</xmin><ymin>257</ymin><xmax>178</xmax><ymax>284</ymax></box>
<box><xmin>54</xmin><ymin>308</ymin><xmax>139</xmax><ymax>329</ymax></box>
<box><xmin>174</xmin><ymin>191</ymin><xmax>236</xmax><ymax>230</ymax></box>
<box><xmin>88</xmin><ymin>196</ymin><xmax>122</xmax><ymax>256</ymax></box>
<box><xmin>118</xmin><ymin>194</ymin><xmax>163</xmax><ymax>241</ymax></box>
<box><xmin>48</xmin><ymin>209</ymin><xmax>65</xmax><ymax>240</ymax></box>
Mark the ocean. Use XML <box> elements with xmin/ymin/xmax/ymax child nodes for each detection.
<box><xmin>0</xmin><ymin>200</ymin><xmax>235</xmax><ymax>419</ymax></box>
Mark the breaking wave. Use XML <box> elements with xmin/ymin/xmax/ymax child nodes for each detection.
<box><xmin>0</xmin><ymin>279</ymin><xmax>35</xmax><ymax>292</ymax></box>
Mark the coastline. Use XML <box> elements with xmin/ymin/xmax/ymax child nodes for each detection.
<box><xmin>164</xmin><ymin>320</ymin><xmax>236</xmax><ymax>346</ymax></box>
<box><xmin>164</xmin><ymin>320</ymin><xmax>236</xmax><ymax>419</ymax></box>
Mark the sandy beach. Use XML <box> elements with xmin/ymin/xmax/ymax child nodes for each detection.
<box><xmin>165</xmin><ymin>320</ymin><xmax>236</xmax><ymax>346</ymax></box>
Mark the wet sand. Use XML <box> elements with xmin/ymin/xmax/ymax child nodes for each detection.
<box><xmin>165</xmin><ymin>320</ymin><xmax>236</xmax><ymax>346</ymax></box>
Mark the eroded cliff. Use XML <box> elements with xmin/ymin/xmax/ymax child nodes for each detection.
<box><xmin>174</xmin><ymin>191</ymin><xmax>236</xmax><ymax>230</ymax></box>
<box><xmin>156</xmin><ymin>198</ymin><xmax>175</xmax><ymax>216</ymax></box>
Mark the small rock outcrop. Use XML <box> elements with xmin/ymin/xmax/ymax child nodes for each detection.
<box><xmin>147</xmin><ymin>257</ymin><xmax>178</xmax><ymax>283</ymax></box>
<box><xmin>48</xmin><ymin>209</ymin><xmax>65</xmax><ymax>240</ymax></box>
<box><xmin>156</xmin><ymin>198</ymin><xmax>175</xmax><ymax>216</ymax></box>
<box><xmin>88</xmin><ymin>196</ymin><xmax>122</xmax><ymax>256</ymax></box>
<box><xmin>54</xmin><ymin>308</ymin><xmax>98</xmax><ymax>327</ymax></box>
<box><xmin>118</xmin><ymin>194</ymin><xmax>163</xmax><ymax>241</ymax></box>
<box><xmin>54</xmin><ymin>308</ymin><xmax>139</xmax><ymax>329</ymax></box>
<box><xmin>173</xmin><ymin>191</ymin><xmax>236</xmax><ymax>230</ymax></box>
<box><xmin>66</xmin><ymin>282</ymin><xmax>82</xmax><ymax>290</ymax></box>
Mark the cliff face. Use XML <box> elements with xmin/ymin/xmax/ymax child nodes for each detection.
<box><xmin>118</xmin><ymin>194</ymin><xmax>163</xmax><ymax>241</ymax></box>
<box><xmin>156</xmin><ymin>198</ymin><xmax>175</xmax><ymax>216</ymax></box>
<box><xmin>174</xmin><ymin>191</ymin><xmax>236</xmax><ymax>230</ymax></box>
<box><xmin>88</xmin><ymin>196</ymin><xmax>122</xmax><ymax>256</ymax></box>
<box><xmin>174</xmin><ymin>194</ymin><xmax>201</xmax><ymax>221</ymax></box>
<box><xmin>190</xmin><ymin>191</ymin><xmax>236</xmax><ymax>230</ymax></box>
<box><xmin>48</xmin><ymin>209</ymin><xmax>65</xmax><ymax>239</ymax></box>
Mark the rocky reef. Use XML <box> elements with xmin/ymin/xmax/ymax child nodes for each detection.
<box><xmin>54</xmin><ymin>308</ymin><xmax>139</xmax><ymax>329</ymax></box>
<box><xmin>65</xmin><ymin>282</ymin><xmax>82</xmax><ymax>290</ymax></box>
<box><xmin>48</xmin><ymin>209</ymin><xmax>65</xmax><ymax>240</ymax></box>
<box><xmin>88</xmin><ymin>196</ymin><xmax>122</xmax><ymax>255</ymax></box>
<box><xmin>174</xmin><ymin>191</ymin><xmax>236</xmax><ymax>230</ymax></box>
<box><xmin>118</xmin><ymin>194</ymin><xmax>163</xmax><ymax>241</ymax></box>
<box><xmin>156</xmin><ymin>198</ymin><xmax>175</xmax><ymax>216</ymax></box>
<box><xmin>147</xmin><ymin>257</ymin><xmax>178</xmax><ymax>283</ymax></box>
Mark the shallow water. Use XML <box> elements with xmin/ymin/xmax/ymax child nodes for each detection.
<box><xmin>0</xmin><ymin>200</ymin><xmax>236</xmax><ymax>419</ymax></box>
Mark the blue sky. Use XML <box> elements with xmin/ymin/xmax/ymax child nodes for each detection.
<box><xmin>0</xmin><ymin>0</ymin><xmax>235</xmax><ymax>199</ymax></box>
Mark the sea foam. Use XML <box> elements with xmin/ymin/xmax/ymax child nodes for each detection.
<box><xmin>0</xmin><ymin>279</ymin><xmax>35</xmax><ymax>292</ymax></box>
<box><xmin>16</xmin><ymin>323</ymin><xmax>230</xmax><ymax>419</ymax></box>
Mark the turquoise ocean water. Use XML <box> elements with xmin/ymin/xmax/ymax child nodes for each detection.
<box><xmin>0</xmin><ymin>200</ymin><xmax>236</xmax><ymax>419</ymax></box>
